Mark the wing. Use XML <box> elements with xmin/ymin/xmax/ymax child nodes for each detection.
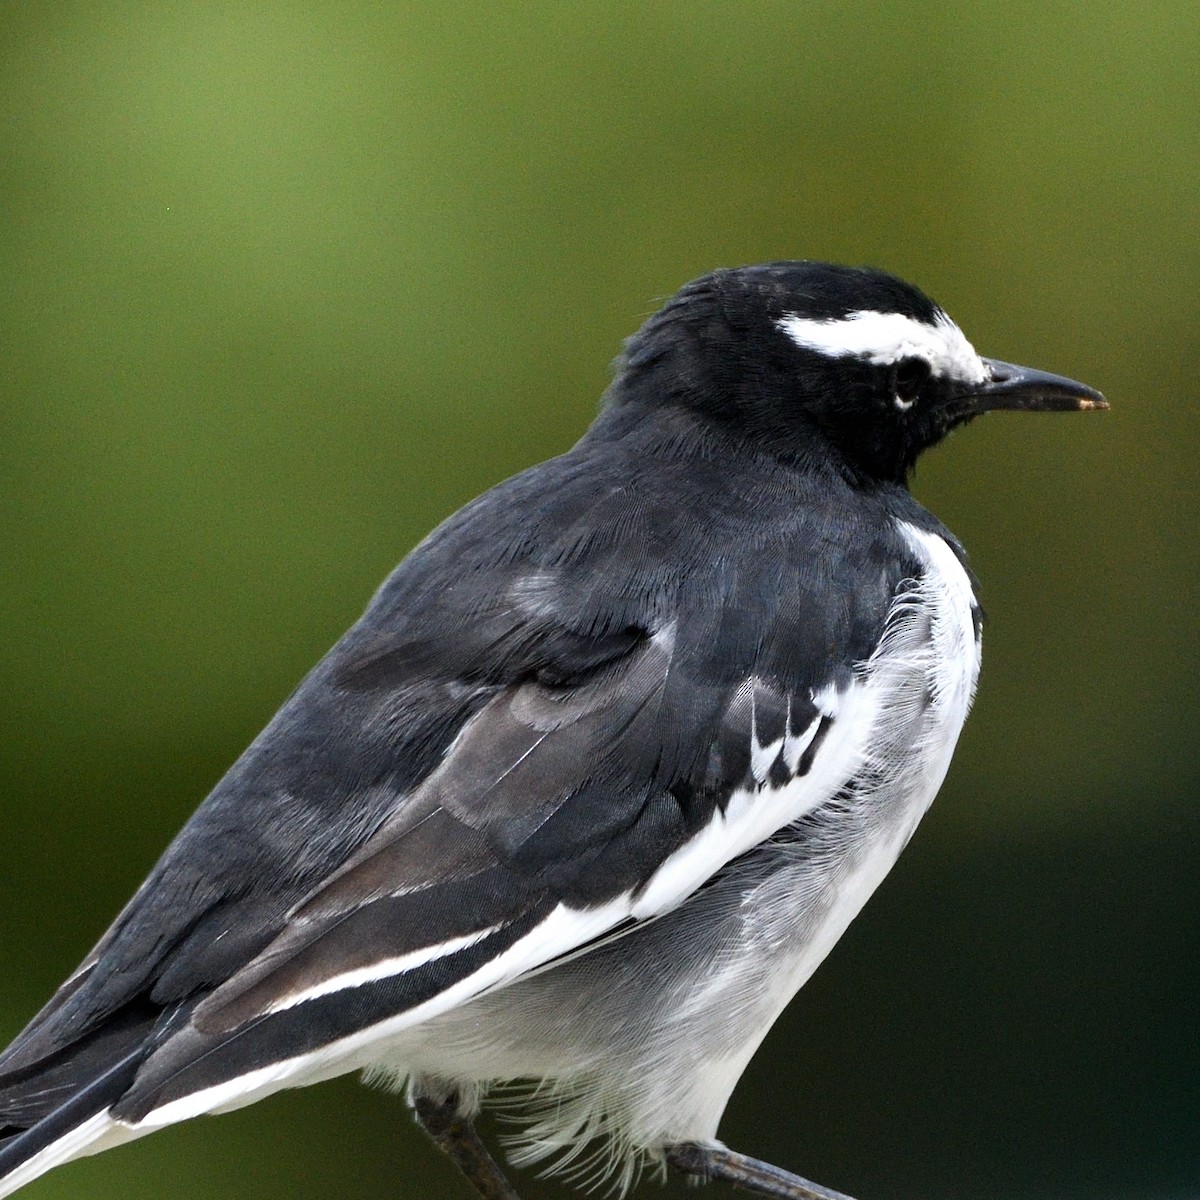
<box><xmin>0</xmin><ymin>434</ymin><xmax>916</xmax><ymax>1138</ymax></box>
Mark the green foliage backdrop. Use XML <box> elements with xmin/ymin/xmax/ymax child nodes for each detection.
<box><xmin>1</xmin><ymin>4</ymin><xmax>1197</xmax><ymax>1198</ymax></box>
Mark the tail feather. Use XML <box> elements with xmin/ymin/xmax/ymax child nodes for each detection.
<box><xmin>0</xmin><ymin>1047</ymin><xmax>148</xmax><ymax>1199</ymax></box>
<box><xmin>0</xmin><ymin>1001</ymin><xmax>157</xmax><ymax>1129</ymax></box>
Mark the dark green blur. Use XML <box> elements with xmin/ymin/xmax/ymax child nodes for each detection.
<box><xmin>1</xmin><ymin>4</ymin><xmax>1196</xmax><ymax>1198</ymax></box>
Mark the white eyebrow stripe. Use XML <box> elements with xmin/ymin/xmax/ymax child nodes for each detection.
<box><xmin>777</xmin><ymin>309</ymin><xmax>988</xmax><ymax>384</ymax></box>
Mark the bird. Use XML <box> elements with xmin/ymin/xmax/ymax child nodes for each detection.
<box><xmin>0</xmin><ymin>261</ymin><xmax>1105</xmax><ymax>1200</ymax></box>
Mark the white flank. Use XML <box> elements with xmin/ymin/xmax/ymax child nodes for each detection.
<box><xmin>778</xmin><ymin>309</ymin><xmax>988</xmax><ymax>384</ymax></box>
<box><xmin>263</xmin><ymin>924</ymin><xmax>504</xmax><ymax>1015</ymax></box>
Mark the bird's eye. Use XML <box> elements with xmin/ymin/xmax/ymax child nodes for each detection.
<box><xmin>892</xmin><ymin>358</ymin><xmax>931</xmax><ymax>412</ymax></box>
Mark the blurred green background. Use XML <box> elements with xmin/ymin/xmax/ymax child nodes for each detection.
<box><xmin>1</xmin><ymin>3</ymin><xmax>1197</xmax><ymax>1198</ymax></box>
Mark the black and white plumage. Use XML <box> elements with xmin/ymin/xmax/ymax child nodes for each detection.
<box><xmin>0</xmin><ymin>262</ymin><xmax>1104</xmax><ymax>1199</ymax></box>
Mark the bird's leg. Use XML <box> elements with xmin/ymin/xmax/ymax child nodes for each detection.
<box><xmin>664</xmin><ymin>1141</ymin><xmax>858</xmax><ymax>1200</ymax></box>
<box><xmin>410</xmin><ymin>1087</ymin><xmax>522</xmax><ymax>1200</ymax></box>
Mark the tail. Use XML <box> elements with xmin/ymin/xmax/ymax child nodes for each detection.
<box><xmin>0</xmin><ymin>1049</ymin><xmax>150</xmax><ymax>1198</ymax></box>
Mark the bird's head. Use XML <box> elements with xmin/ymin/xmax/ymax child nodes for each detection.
<box><xmin>613</xmin><ymin>261</ymin><xmax>1106</xmax><ymax>485</ymax></box>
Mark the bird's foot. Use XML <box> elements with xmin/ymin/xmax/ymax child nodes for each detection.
<box><xmin>664</xmin><ymin>1141</ymin><xmax>858</xmax><ymax>1200</ymax></box>
<box><xmin>411</xmin><ymin>1089</ymin><xmax>522</xmax><ymax>1200</ymax></box>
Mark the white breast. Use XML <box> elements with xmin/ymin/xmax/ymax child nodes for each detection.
<box><xmin>887</xmin><ymin>519</ymin><xmax>981</xmax><ymax>800</ymax></box>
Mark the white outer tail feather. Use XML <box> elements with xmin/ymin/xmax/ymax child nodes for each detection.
<box><xmin>0</xmin><ymin>1111</ymin><xmax>143</xmax><ymax>1199</ymax></box>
